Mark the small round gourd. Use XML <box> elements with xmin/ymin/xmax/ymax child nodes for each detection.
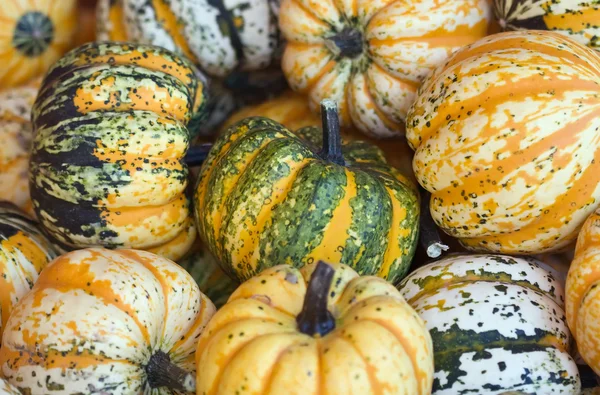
<box><xmin>30</xmin><ymin>42</ymin><xmax>209</xmax><ymax>261</ymax></box>
<box><xmin>279</xmin><ymin>0</ymin><xmax>492</xmax><ymax>138</ymax></box>
<box><xmin>195</xmin><ymin>101</ymin><xmax>419</xmax><ymax>284</ymax></box>
<box><xmin>407</xmin><ymin>30</ymin><xmax>600</xmax><ymax>254</ymax></box>
<box><xmin>399</xmin><ymin>253</ymin><xmax>581</xmax><ymax>394</ymax></box>
<box><xmin>0</xmin><ymin>0</ymin><xmax>77</xmax><ymax>88</ymax></box>
<box><xmin>196</xmin><ymin>261</ymin><xmax>434</xmax><ymax>394</ymax></box>
<box><xmin>0</xmin><ymin>248</ymin><xmax>215</xmax><ymax>394</ymax></box>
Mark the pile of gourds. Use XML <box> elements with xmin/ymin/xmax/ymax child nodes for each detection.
<box><xmin>0</xmin><ymin>0</ymin><xmax>599</xmax><ymax>393</ymax></box>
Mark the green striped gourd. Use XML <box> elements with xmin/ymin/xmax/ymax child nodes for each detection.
<box><xmin>194</xmin><ymin>100</ymin><xmax>419</xmax><ymax>284</ymax></box>
<box><xmin>30</xmin><ymin>42</ymin><xmax>208</xmax><ymax>261</ymax></box>
<box><xmin>399</xmin><ymin>253</ymin><xmax>581</xmax><ymax>394</ymax></box>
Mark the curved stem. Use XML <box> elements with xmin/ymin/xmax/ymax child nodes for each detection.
<box><xmin>319</xmin><ymin>100</ymin><xmax>345</xmax><ymax>166</ymax></box>
<box><xmin>296</xmin><ymin>261</ymin><xmax>336</xmax><ymax>337</ymax></box>
<box><xmin>145</xmin><ymin>350</ymin><xmax>196</xmax><ymax>393</ymax></box>
<box><xmin>419</xmin><ymin>188</ymin><xmax>449</xmax><ymax>259</ymax></box>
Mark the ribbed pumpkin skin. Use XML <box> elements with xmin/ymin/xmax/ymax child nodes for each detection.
<box><xmin>0</xmin><ymin>202</ymin><xmax>55</xmax><ymax>339</ymax></box>
<box><xmin>0</xmin><ymin>248</ymin><xmax>216</xmax><ymax>394</ymax></box>
<box><xmin>279</xmin><ymin>0</ymin><xmax>492</xmax><ymax>138</ymax></box>
<box><xmin>399</xmin><ymin>254</ymin><xmax>580</xmax><ymax>394</ymax></box>
<box><xmin>195</xmin><ymin>118</ymin><xmax>419</xmax><ymax>284</ymax></box>
<box><xmin>494</xmin><ymin>0</ymin><xmax>600</xmax><ymax>51</ymax></box>
<box><xmin>196</xmin><ymin>263</ymin><xmax>434</xmax><ymax>394</ymax></box>
<box><xmin>566</xmin><ymin>209</ymin><xmax>600</xmax><ymax>375</ymax></box>
<box><xmin>30</xmin><ymin>42</ymin><xmax>208</xmax><ymax>261</ymax></box>
<box><xmin>0</xmin><ymin>81</ymin><xmax>39</xmax><ymax>215</ymax></box>
<box><xmin>0</xmin><ymin>1</ymin><xmax>77</xmax><ymax>88</ymax></box>
<box><xmin>407</xmin><ymin>30</ymin><xmax>600</xmax><ymax>255</ymax></box>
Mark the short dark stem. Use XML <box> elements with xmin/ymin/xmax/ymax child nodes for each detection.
<box><xmin>318</xmin><ymin>100</ymin><xmax>345</xmax><ymax>166</ymax></box>
<box><xmin>329</xmin><ymin>27</ymin><xmax>363</xmax><ymax>58</ymax></box>
<box><xmin>296</xmin><ymin>261</ymin><xmax>336</xmax><ymax>337</ymax></box>
<box><xmin>419</xmin><ymin>188</ymin><xmax>449</xmax><ymax>259</ymax></box>
<box><xmin>146</xmin><ymin>350</ymin><xmax>196</xmax><ymax>393</ymax></box>
<box><xmin>184</xmin><ymin>143</ymin><xmax>213</xmax><ymax>167</ymax></box>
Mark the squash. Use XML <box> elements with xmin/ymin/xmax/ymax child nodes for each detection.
<box><xmin>0</xmin><ymin>201</ymin><xmax>55</xmax><ymax>338</ymax></box>
<box><xmin>494</xmin><ymin>0</ymin><xmax>600</xmax><ymax>51</ymax></box>
<box><xmin>177</xmin><ymin>240</ymin><xmax>239</xmax><ymax>308</ymax></box>
<box><xmin>0</xmin><ymin>80</ymin><xmax>39</xmax><ymax>215</ymax></box>
<box><xmin>195</xmin><ymin>100</ymin><xmax>419</xmax><ymax>284</ymax></box>
<box><xmin>0</xmin><ymin>247</ymin><xmax>216</xmax><ymax>394</ymax></box>
<box><xmin>407</xmin><ymin>30</ymin><xmax>600</xmax><ymax>255</ymax></box>
<box><xmin>0</xmin><ymin>0</ymin><xmax>77</xmax><ymax>88</ymax></box>
<box><xmin>196</xmin><ymin>260</ymin><xmax>434</xmax><ymax>394</ymax></box>
<box><xmin>30</xmin><ymin>42</ymin><xmax>208</xmax><ymax>261</ymax></box>
<box><xmin>399</xmin><ymin>253</ymin><xmax>581</xmax><ymax>394</ymax></box>
<box><xmin>279</xmin><ymin>0</ymin><xmax>492</xmax><ymax>138</ymax></box>
<box><xmin>565</xmin><ymin>208</ymin><xmax>600</xmax><ymax>376</ymax></box>
<box><xmin>0</xmin><ymin>378</ymin><xmax>19</xmax><ymax>395</ymax></box>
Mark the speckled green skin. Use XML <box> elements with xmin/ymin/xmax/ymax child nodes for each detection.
<box><xmin>194</xmin><ymin>117</ymin><xmax>419</xmax><ymax>284</ymax></box>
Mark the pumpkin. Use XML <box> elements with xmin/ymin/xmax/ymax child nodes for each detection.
<box><xmin>177</xmin><ymin>240</ymin><xmax>239</xmax><ymax>308</ymax></box>
<box><xmin>0</xmin><ymin>247</ymin><xmax>216</xmax><ymax>394</ymax></box>
<box><xmin>29</xmin><ymin>42</ymin><xmax>208</xmax><ymax>261</ymax></box>
<box><xmin>0</xmin><ymin>201</ymin><xmax>55</xmax><ymax>339</ymax></box>
<box><xmin>0</xmin><ymin>80</ymin><xmax>39</xmax><ymax>215</ymax></box>
<box><xmin>406</xmin><ymin>30</ymin><xmax>600</xmax><ymax>255</ymax></box>
<box><xmin>399</xmin><ymin>253</ymin><xmax>581</xmax><ymax>394</ymax></box>
<box><xmin>195</xmin><ymin>100</ymin><xmax>419</xmax><ymax>284</ymax></box>
<box><xmin>279</xmin><ymin>0</ymin><xmax>492</xmax><ymax>138</ymax></box>
<box><xmin>494</xmin><ymin>0</ymin><xmax>600</xmax><ymax>51</ymax></box>
<box><xmin>0</xmin><ymin>0</ymin><xmax>77</xmax><ymax>88</ymax></box>
<box><xmin>196</xmin><ymin>260</ymin><xmax>434</xmax><ymax>394</ymax></box>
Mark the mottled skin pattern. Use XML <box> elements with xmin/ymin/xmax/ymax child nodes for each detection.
<box><xmin>399</xmin><ymin>254</ymin><xmax>580</xmax><ymax>394</ymax></box>
<box><xmin>0</xmin><ymin>0</ymin><xmax>77</xmax><ymax>88</ymax></box>
<box><xmin>194</xmin><ymin>117</ymin><xmax>419</xmax><ymax>284</ymax></box>
<box><xmin>196</xmin><ymin>262</ymin><xmax>434</xmax><ymax>394</ymax></box>
<box><xmin>0</xmin><ymin>80</ymin><xmax>40</xmax><ymax>215</ymax></box>
<box><xmin>494</xmin><ymin>0</ymin><xmax>600</xmax><ymax>51</ymax></box>
<box><xmin>30</xmin><ymin>42</ymin><xmax>208</xmax><ymax>261</ymax></box>
<box><xmin>279</xmin><ymin>0</ymin><xmax>492</xmax><ymax>138</ymax></box>
<box><xmin>407</xmin><ymin>30</ymin><xmax>600</xmax><ymax>254</ymax></box>
<box><xmin>566</xmin><ymin>209</ymin><xmax>600</xmax><ymax>376</ymax></box>
<box><xmin>0</xmin><ymin>248</ymin><xmax>216</xmax><ymax>394</ymax></box>
<box><xmin>0</xmin><ymin>202</ymin><xmax>56</xmax><ymax>339</ymax></box>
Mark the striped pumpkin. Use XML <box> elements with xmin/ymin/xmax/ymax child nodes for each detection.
<box><xmin>0</xmin><ymin>81</ymin><xmax>39</xmax><ymax>215</ymax></box>
<box><xmin>196</xmin><ymin>261</ymin><xmax>434</xmax><ymax>394</ymax></box>
<box><xmin>0</xmin><ymin>201</ymin><xmax>55</xmax><ymax>338</ymax></box>
<box><xmin>494</xmin><ymin>0</ymin><xmax>600</xmax><ymax>51</ymax></box>
<box><xmin>399</xmin><ymin>253</ymin><xmax>581</xmax><ymax>394</ymax></box>
<box><xmin>280</xmin><ymin>0</ymin><xmax>492</xmax><ymax>138</ymax></box>
<box><xmin>177</xmin><ymin>240</ymin><xmax>239</xmax><ymax>308</ymax></box>
<box><xmin>30</xmin><ymin>42</ymin><xmax>208</xmax><ymax>261</ymax></box>
<box><xmin>407</xmin><ymin>30</ymin><xmax>600</xmax><ymax>255</ymax></box>
<box><xmin>566</xmin><ymin>209</ymin><xmax>600</xmax><ymax>375</ymax></box>
<box><xmin>0</xmin><ymin>0</ymin><xmax>77</xmax><ymax>88</ymax></box>
<box><xmin>195</xmin><ymin>101</ymin><xmax>419</xmax><ymax>284</ymax></box>
<box><xmin>0</xmin><ymin>248</ymin><xmax>216</xmax><ymax>394</ymax></box>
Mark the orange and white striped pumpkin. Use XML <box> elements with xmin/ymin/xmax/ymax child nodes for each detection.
<box><xmin>407</xmin><ymin>30</ymin><xmax>600</xmax><ymax>254</ymax></box>
<box><xmin>0</xmin><ymin>248</ymin><xmax>216</xmax><ymax>394</ymax></box>
<box><xmin>279</xmin><ymin>0</ymin><xmax>492</xmax><ymax>138</ymax></box>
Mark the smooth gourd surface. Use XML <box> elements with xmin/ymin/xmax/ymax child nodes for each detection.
<box><xmin>408</xmin><ymin>30</ymin><xmax>600</xmax><ymax>254</ymax></box>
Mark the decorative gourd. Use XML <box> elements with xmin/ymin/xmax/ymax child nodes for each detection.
<box><xmin>0</xmin><ymin>201</ymin><xmax>55</xmax><ymax>338</ymax></box>
<box><xmin>279</xmin><ymin>0</ymin><xmax>492</xmax><ymax>138</ymax></box>
<box><xmin>566</xmin><ymin>209</ymin><xmax>600</xmax><ymax>375</ymax></box>
<box><xmin>195</xmin><ymin>100</ymin><xmax>419</xmax><ymax>284</ymax></box>
<box><xmin>177</xmin><ymin>241</ymin><xmax>239</xmax><ymax>308</ymax></box>
<box><xmin>0</xmin><ymin>248</ymin><xmax>216</xmax><ymax>394</ymax></box>
<box><xmin>0</xmin><ymin>0</ymin><xmax>77</xmax><ymax>88</ymax></box>
<box><xmin>407</xmin><ymin>30</ymin><xmax>600</xmax><ymax>255</ymax></box>
<box><xmin>399</xmin><ymin>253</ymin><xmax>581</xmax><ymax>394</ymax></box>
<box><xmin>0</xmin><ymin>81</ymin><xmax>39</xmax><ymax>215</ymax></box>
<box><xmin>494</xmin><ymin>0</ymin><xmax>600</xmax><ymax>51</ymax></box>
<box><xmin>30</xmin><ymin>42</ymin><xmax>208</xmax><ymax>261</ymax></box>
<box><xmin>0</xmin><ymin>378</ymin><xmax>20</xmax><ymax>395</ymax></box>
<box><xmin>196</xmin><ymin>260</ymin><xmax>434</xmax><ymax>394</ymax></box>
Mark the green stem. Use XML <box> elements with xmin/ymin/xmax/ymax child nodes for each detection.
<box><xmin>319</xmin><ymin>100</ymin><xmax>345</xmax><ymax>166</ymax></box>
